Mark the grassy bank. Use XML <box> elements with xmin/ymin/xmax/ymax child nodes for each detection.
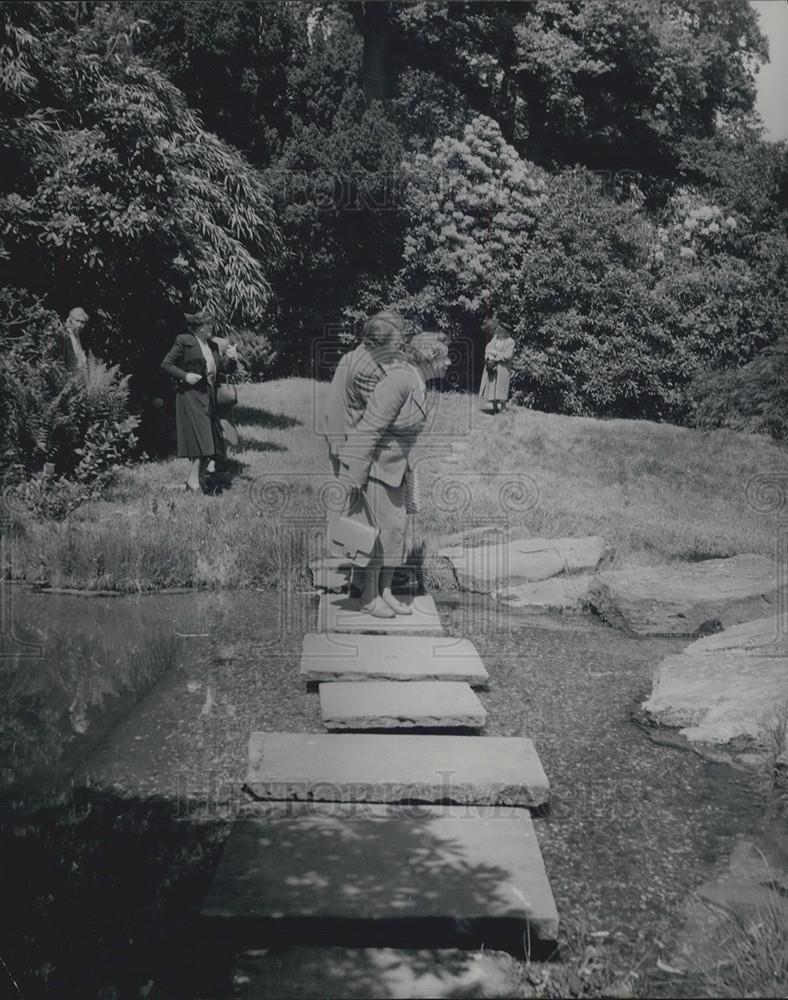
<box><xmin>6</xmin><ymin>379</ymin><xmax>786</xmax><ymax>592</ymax></box>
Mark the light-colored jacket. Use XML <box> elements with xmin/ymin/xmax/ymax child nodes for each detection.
<box><xmin>479</xmin><ymin>335</ymin><xmax>515</xmax><ymax>402</ymax></box>
<box><xmin>342</xmin><ymin>364</ymin><xmax>429</xmax><ymax>489</ymax></box>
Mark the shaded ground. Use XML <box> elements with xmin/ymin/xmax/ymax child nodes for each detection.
<box><xmin>0</xmin><ymin>590</ymin><xmax>778</xmax><ymax>998</ymax></box>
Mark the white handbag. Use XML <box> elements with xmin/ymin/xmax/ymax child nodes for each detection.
<box><xmin>329</xmin><ymin>490</ymin><xmax>379</xmax><ymax>567</ymax></box>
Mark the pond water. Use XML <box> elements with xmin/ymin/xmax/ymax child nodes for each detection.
<box><xmin>0</xmin><ymin>588</ymin><xmax>781</xmax><ymax>998</ymax></box>
<box><xmin>0</xmin><ymin>587</ymin><xmax>293</xmax><ymax>810</ymax></box>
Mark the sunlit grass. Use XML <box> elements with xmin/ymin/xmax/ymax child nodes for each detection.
<box><xmin>7</xmin><ymin>379</ymin><xmax>785</xmax><ymax>591</ymax></box>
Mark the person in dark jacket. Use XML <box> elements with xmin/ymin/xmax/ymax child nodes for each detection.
<box><xmin>161</xmin><ymin>309</ymin><xmax>238</xmax><ymax>492</ymax></box>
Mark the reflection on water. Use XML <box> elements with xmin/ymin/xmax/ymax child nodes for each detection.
<box><xmin>0</xmin><ymin>589</ymin><xmax>289</xmax><ymax>809</ymax></box>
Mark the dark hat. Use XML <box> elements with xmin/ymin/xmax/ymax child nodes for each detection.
<box><xmin>184</xmin><ymin>307</ymin><xmax>213</xmax><ymax>327</ymax></box>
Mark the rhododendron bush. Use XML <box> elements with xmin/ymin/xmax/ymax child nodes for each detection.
<box><xmin>398</xmin><ymin>116</ymin><xmax>546</xmax><ymax>329</ymax></box>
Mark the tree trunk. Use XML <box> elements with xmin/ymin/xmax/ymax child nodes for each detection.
<box><xmin>351</xmin><ymin>2</ymin><xmax>392</xmax><ymax>104</ymax></box>
<box><xmin>361</xmin><ymin>27</ymin><xmax>387</xmax><ymax>102</ymax></box>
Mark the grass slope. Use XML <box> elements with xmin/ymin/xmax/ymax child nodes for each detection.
<box><xmin>8</xmin><ymin>379</ymin><xmax>787</xmax><ymax>591</ymax></box>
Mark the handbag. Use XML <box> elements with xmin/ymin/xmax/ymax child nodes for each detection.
<box><xmin>330</xmin><ymin>490</ymin><xmax>379</xmax><ymax>567</ymax></box>
<box><xmin>216</xmin><ymin>384</ymin><xmax>238</xmax><ymax>408</ymax></box>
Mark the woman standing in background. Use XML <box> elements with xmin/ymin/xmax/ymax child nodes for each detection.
<box><xmin>479</xmin><ymin>319</ymin><xmax>515</xmax><ymax>414</ymax></box>
<box><xmin>161</xmin><ymin>309</ymin><xmax>238</xmax><ymax>493</ymax></box>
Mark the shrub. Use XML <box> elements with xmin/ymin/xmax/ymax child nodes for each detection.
<box><xmin>690</xmin><ymin>336</ymin><xmax>788</xmax><ymax>441</ymax></box>
<box><xmin>1</xmin><ymin>290</ymin><xmax>139</xmax><ymax>516</ymax></box>
<box><xmin>398</xmin><ymin>114</ymin><xmax>546</xmax><ymax>329</ymax></box>
<box><xmin>509</xmin><ymin>168</ymin><xmax>669</xmax><ymax>417</ymax></box>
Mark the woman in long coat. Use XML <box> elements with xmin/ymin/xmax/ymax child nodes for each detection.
<box><xmin>161</xmin><ymin>309</ymin><xmax>237</xmax><ymax>492</ymax></box>
<box><xmin>479</xmin><ymin>320</ymin><xmax>515</xmax><ymax>413</ymax></box>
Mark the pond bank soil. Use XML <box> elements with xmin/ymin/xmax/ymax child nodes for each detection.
<box><xmin>0</xmin><ymin>591</ymin><xmax>782</xmax><ymax>998</ymax></box>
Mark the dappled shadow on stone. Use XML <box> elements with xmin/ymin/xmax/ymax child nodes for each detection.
<box><xmin>234</xmin><ymin>405</ymin><xmax>302</xmax><ymax>430</ymax></box>
<box><xmin>201</xmin><ymin>802</ymin><xmax>555</xmax><ymax>964</ymax></box>
<box><xmin>231</xmin><ymin>945</ymin><xmax>524</xmax><ymax>999</ymax></box>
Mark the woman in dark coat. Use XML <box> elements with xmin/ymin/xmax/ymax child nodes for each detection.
<box><xmin>161</xmin><ymin>309</ymin><xmax>237</xmax><ymax>492</ymax></box>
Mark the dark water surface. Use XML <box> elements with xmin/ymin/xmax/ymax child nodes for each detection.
<box><xmin>0</xmin><ymin>589</ymin><xmax>774</xmax><ymax>998</ymax></box>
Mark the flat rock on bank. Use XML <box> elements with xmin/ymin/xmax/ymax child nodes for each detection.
<box><xmin>494</xmin><ymin>574</ymin><xmax>594</xmax><ymax>612</ymax></box>
<box><xmin>588</xmin><ymin>554</ymin><xmax>777</xmax><ymax>636</ymax></box>
<box><xmin>641</xmin><ymin>616</ymin><xmax>788</xmax><ymax>744</ymax></box>
<box><xmin>439</xmin><ymin>536</ymin><xmax>611</xmax><ymax>593</ymax></box>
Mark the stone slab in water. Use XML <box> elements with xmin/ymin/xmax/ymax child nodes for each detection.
<box><xmin>231</xmin><ymin>947</ymin><xmax>522</xmax><ymax>999</ymax></box>
<box><xmin>439</xmin><ymin>535</ymin><xmax>611</xmax><ymax>593</ymax></box>
<box><xmin>318</xmin><ymin>593</ymin><xmax>443</xmax><ymax>634</ymax></box>
<box><xmin>320</xmin><ymin>681</ymin><xmax>486</xmax><ymax>730</ymax></box>
<box><xmin>245</xmin><ymin>732</ymin><xmax>548</xmax><ymax>807</ymax></box>
<box><xmin>299</xmin><ymin>633</ymin><xmax>489</xmax><ymax>686</ymax></box>
<box><xmin>588</xmin><ymin>554</ymin><xmax>778</xmax><ymax>636</ymax></box>
<box><xmin>201</xmin><ymin>802</ymin><xmax>559</xmax><ymax>943</ymax></box>
<box><xmin>641</xmin><ymin>615</ymin><xmax>788</xmax><ymax>743</ymax></box>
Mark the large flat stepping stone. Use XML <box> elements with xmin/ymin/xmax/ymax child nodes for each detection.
<box><xmin>231</xmin><ymin>946</ymin><xmax>522</xmax><ymax>999</ymax></box>
<box><xmin>320</xmin><ymin>680</ymin><xmax>486</xmax><ymax>730</ymax></box>
<box><xmin>246</xmin><ymin>732</ymin><xmax>548</xmax><ymax>807</ymax></box>
<box><xmin>201</xmin><ymin>802</ymin><xmax>559</xmax><ymax>946</ymax></box>
<box><xmin>641</xmin><ymin>616</ymin><xmax>788</xmax><ymax>744</ymax></box>
<box><xmin>439</xmin><ymin>535</ymin><xmax>611</xmax><ymax>593</ymax></box>
<box><xmin>318</xmin><ymin>593</ymin><xmax>443</xmax><ymax>634</ymax></box>
<box><xmin>299</xmin><ymin>633</ymin><xmax>489</xmax><ymax>686</ymax></box>
<box><xmin>588</xmin><ymin>554</ymin><xmax>778</xmax><ymax>636</ymax></box>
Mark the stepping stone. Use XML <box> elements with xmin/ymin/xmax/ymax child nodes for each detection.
<box><xmin>320</xmin><ymin>680</ymin><xmax>486</xmax><ymax>730</ymax></box>
<box><xmin>201</xmin><ymin>802</ymin><xmax>559</xmax><ymax>946</ymax></box>
<box><xmin>246</xmin><ymin>732</ymin><xmax>549</xmax><ymax>808</ymax></box>
<box><xmin>299</xmin><ymin>633</ymin><xmax>489</xmax><ymax>686</ymax></box>
<box><xmin>231</xmin><ymin>946</ymin><xmax>522</xmax><ymax>999</ymax></box>
<box><xmin>318</xmin><ymin>593</ymin><xmax>443</xmax><ymax>634</ymax></box>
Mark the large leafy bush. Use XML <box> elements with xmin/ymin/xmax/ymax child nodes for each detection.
<box><xmin>1</xmin><ymin>291</ymin><xmax>138</xmax><ymax>517</ymax></box>
<box><xmin>0</xmin><ymin>1</ymin><xmax>282</xmax><ymax>380</ymax></box>
<box><xmin>398</xmin><ymin>115</ymin><xmax>546</xmax><ymax>330</ymax></box>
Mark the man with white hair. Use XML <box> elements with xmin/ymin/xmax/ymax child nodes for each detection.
<box><xmin>63</xmin><ymin>307</ymin><xmax>89</xmax><ymax>371</ymax></box>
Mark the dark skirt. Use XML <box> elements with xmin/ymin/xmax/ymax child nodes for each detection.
<box><xmin>175</xmin><ymin>384</ymin><xmax>224</xmax><ymax>458</ymax></box>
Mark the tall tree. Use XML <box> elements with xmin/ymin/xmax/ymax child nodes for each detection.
<box><xmin>134</xmin><ymin>0</ymin><xmax>303</xmax><ymax>164</ymax></box>
<box><xmin>0</xmin><ymin>0</ymin><xmax>282</xmax><ymax>376</ymax></box>
<box><xmin>511</xmin><ymin>0</ymin><xmax>767</xmax><ymax>174</ymax></box>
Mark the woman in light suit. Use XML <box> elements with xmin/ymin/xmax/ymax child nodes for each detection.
<box><xmin>479</xmin><ymin>319</ymin><xmax>515</xmax><ymax>413</ymax></box>
<box><xmin>342</xmin><ymin>332</ymin><xmax>449</xmax><ymax>618</ymax></box>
